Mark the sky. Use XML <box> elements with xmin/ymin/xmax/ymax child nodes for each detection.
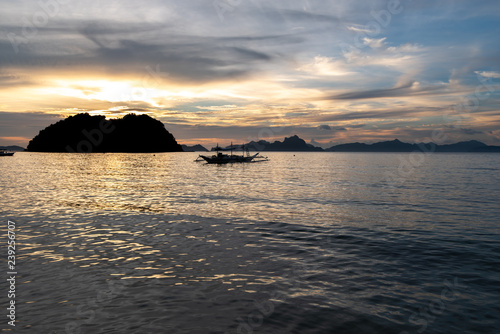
<box><xmin>1</xmin><ymin>0</ymin><xmax>500</xmax><ymax>148</ymax></box>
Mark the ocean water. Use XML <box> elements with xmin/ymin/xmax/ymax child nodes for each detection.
<box><xmin>0</xmin><ymin>152</ymin><xmax>499</xmax><ymax>334</ymax></box>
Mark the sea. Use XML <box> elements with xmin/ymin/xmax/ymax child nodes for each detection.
<box><xmin>0</xmin><ymin>152</ymin><xmax>499</xmax><ymax>334</ymax></box>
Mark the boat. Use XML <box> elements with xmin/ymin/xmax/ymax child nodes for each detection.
<box><xmin>196</xmin><ymin>144</ymin><xmax>268</xmax><ymax>164</ymax></box>
<box><xmin>0</xmin><ymin>149</ymin><xmax>15</xmax><ymax>156</ymax></box>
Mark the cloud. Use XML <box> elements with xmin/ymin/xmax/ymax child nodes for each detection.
<box><xmin>277</xmin><ymin>9</ymin><xmax>341</xmax><ymax>23</ymax></box>
<box><xmin>326</xmin><ymin>79</ymin><xmax>463</xmax><ymax>101</ymax></box>
<box><xmin>460</xmin><ymin>128</ymin><xmax>483</xmax><ymax>135</ymax></box>
<box><xmin>475</xmin><ymin>71</ymin><xmax>500</xmax><ymax>78</ymax></box>
<box><xmin>346</xmin><ymin>25</ymin><xmax>373</xmax><ymax>33</ymax></box>
<box><xmin>1</xmin><ymin>18</ymin><xmax>301</xmax><ymax>86</ymax></box>
<box><xmin>363</xmin><ymin>37</ymin><xmax>386</xmax><ymax>49</ymax></box>
<box><xmin>0</xmin><ymin>111</ymin><xmax>63</xmax><ymax>144</ymax></box>
<box><xmin>329</xmin><ymin>81</ymin><xmax>416</xmax><ymax>100</ymax></box>
<box><xmin>78</xmin><ymin>33</ymin><xmax>273</xmax><ymax>83</ymax></box>
<box><xmin>298</xmin><ymin>55</ymin><xmax>355</xmax><ymax>77</ymax></box>
<box><xmin>317</xmin><ymin>124</ymin><xmax>347</xmax><ymax>131</ymax></box>
<box><xmin>386</xmin><ymin>43</ymin><xmax>422</xmax><ymax>53</ymax></box>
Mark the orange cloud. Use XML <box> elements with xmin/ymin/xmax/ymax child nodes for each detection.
<box><xmin>0</xmin><ymin>136</ymin><xmax>30</xmax><ymax>146</ymax></box>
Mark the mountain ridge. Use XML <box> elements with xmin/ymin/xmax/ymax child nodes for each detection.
<box><xmin>237</xmin><ymin>135</ymin><xmax>324</xmax><ymax>152</ymax></box>
<box><xmin>212</xmin><ymin>136</ymin><xmax>500</xmax><ymax>153</ymax></box>
<box><xmin>181</xmin><ymin>144</ymin><xmax>208</xmax><ymax>152</ymax></box>
<box><xmin>0</xmin><ymin>145</ymin><xmax>25</xmax><ymax>151</ymax></box>
<box><xmin>325</xmin><ymin>138</ymin><xmax>500</xmax><ymax>152</ymax></box>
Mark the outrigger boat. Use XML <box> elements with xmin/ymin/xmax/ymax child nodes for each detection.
<box><xmin>0</xmin><ymin>149</ymin><xmax>15</xmax><ymax>156</ymax></box>
<box><xmin>196</xmin><ymin>144</ymin><xmax>268</xmax><ymax>164</ymax></box>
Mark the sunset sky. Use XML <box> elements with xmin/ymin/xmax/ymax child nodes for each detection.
<box><xmin>1</xmin><ymin>0</ymin><xmax>500</xmax><ymax>148</ymax></box>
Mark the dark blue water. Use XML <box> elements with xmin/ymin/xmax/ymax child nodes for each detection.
<box><xmin>0</xmin><ymin>152</ymin><xmax>499</xmax><ymax>333</ymax></box>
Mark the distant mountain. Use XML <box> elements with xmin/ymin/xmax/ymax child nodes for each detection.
<box><xmin>210</xmin><ymin>136</ymin><xmax>500</xmax><ymax>152</ymax></box>
<box><xmin>435</xmin><ymin>140</ymin><xmax>490</xmax><ymax>152</ymax></box>
<box><xmin>325</xmin><ymin>139</ymin><xmax>416</xmax><ymax>152</ymax></box>
<box><xmin>181</xmin><ymin>144</ymin><xmax>208</xmax><ymax>152</ymax></box>
<box><xmin>325</xmin><ymin>139</ymin><xmax>500</xmax><ymax>153</ymax></box>
<box><xmin>244</xmin><ymin>135</ymin><xmax>324</xmax><ymax>152</ymax></box>
<box><xmin>0</xmin><ymin>145</ymin><xmax>25</xmax><ymax>151</ymax></box>
<box><xmin>27</xmin><ymin>113</ymin><xmax>183</xmax><ymax>153</ymax></box>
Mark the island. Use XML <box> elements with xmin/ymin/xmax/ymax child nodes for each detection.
<box><xmin>243</xmin><ymin>135</ymin><xmax>324</xmax><ymax>152</ymax></box>
<box><xmin>181</xmin><ymin>144</ymin><xmax>209</xmax><ymax>152</ymax></box>
<box><xmin>26</xmin><ymin>113</ymin><xmax>183</xmax><ymax>153</ymax></box>
<box><xmin>325</xmin><ymin>139</ymin><xmax>500</xmax><ymax>153</ymax></box>
<box><xmin>0</xmin><ymin>145</ymin><xmax>25</xmax><ymax>151</ymax></box>
<box><xmin>214</xmin><ymin>136</ymin><xmax>500</xmax><ymax>153</ymax></box>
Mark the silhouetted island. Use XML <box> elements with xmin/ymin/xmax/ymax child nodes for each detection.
<box><xmin>242</xmin><ymin>135</ymin><xmax>324</xmax><ymax>152</ymax></box>
<box><xmin>27</xmin><ymin>113</ymin><xmax>183</xmax><ymax>153</ymax></box>
<box><xmin>181</xmin><ymin>144</ymin><xmax>209</xmax><ymax>152</ymax></box>
<box><xmin>216</xmin><ymin>136</ymin><xmax>500</xmax><ymax>153</ymax></box>
<box><xmin>0</xmin><ymin>145</ymin><xmax>25</xmax><ymax>151</ymax></box>
<box><xmin>325</xmin><ymin>139</ymin><xmax>500</xmax><ymax>153</ymax></box>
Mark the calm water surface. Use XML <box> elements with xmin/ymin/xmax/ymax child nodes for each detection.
<box><xmin>0</xmin><ymin>152</ymin><xmax>499</xmax><ymax>333</ymax></box>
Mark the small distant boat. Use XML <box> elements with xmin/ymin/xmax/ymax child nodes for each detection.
<box><xmin>0</xmin><ymin>149</ymin><xmax>15</xmax><ymax>156</ymax></box>
<box><xmin>196</xmin><ymin>144</ymin><xmax>268</xmax><ymax>164</ymax></box>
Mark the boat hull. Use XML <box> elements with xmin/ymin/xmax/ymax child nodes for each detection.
<box><xmin>198</xmin><ymin>152</ymin><xmax>264</xmax><ymax>164</ymax></box>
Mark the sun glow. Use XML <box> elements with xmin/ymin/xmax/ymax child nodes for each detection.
<box><xmin>42</xmin><ymin>79</ymin><xmax>249</xmax><ymax>108</ymax></box>
<box><xmin>44</xmin><ymin>80</ymin><xmax>171</xmax><ymax>106</ymax></box>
